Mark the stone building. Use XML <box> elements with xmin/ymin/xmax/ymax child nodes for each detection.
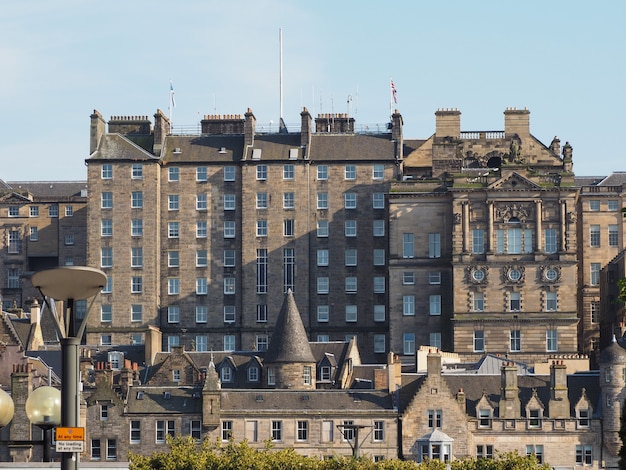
<box><xmin>0</xmin><ymin>180</ymin><xmax>88</xmax><ymax>311</ymax></box>
<box><xmin>389</xmin><ymin>108</ymin><xmax>579</xmax><ymax>365</ymax></box>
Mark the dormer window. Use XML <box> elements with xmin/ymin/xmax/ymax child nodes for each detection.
<box><xmin>478</xmin><ymin>409</ymin><xmax>492</xmax><ymax>428</ymax></box>
<box><xmin>247</xmin><ymin>367</ymin><xmax>259</xmax><ymax>382</ymax></box>
<box><xmin>577</xmin><ymin>408</ymin><xmax>590</xmax><ymax>428</ymax></box>
<box><xmin>320</xmin><ymin>366</ymin><xmax>331</xmax><ymax>381</ymax></box>
<box><xmin>220</xmin><ymin>366</ymin><xmax>232</xmax><ymax>383</ymax></box>
<box><xmin>528</xmin><ymin>409</ymin><xmax>542</xmax><ymax>428</ymax></box>
<box><xmin>172</xmin><ymin>369</ymin><xmax>181</xmax><ymax>382</ymax></box>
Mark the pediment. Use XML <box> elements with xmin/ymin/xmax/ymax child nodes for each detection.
<box><xmin>488</xmin><ymin>172</ymin><xmax>541</xmax><ymax>190</ymax></box>
<box><xmin>0</xmin><ymin>192</ymin><xmax>32</xmax><ymax>203</ymax></box>
<box><xmin>525</xmin><ymin>389</ymin><xmax>545</xmax><ymax>411</ymax></box>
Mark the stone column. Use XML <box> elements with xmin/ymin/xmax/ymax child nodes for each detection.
<box><xmin>560</xmin><ymin>200</ymin><xmax>567</xmax><ymax>251</ymax></box>
<box><xmin>535</xmin><ymin>200</ymin><xmax>542</xmax><ymax>252</ymax></box>
<box><xmin>487</xmin><ymin>201</ymin><xmax>494</xmax><ymax>253</ymax></box>
<box><xmin>462</xmin><ymin>201</ymin><xmax>470</xmax><ymax>253</ymax></box>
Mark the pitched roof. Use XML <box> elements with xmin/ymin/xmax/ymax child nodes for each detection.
<box><xmin>264</xmin><ymin>290</ymin><xmax>315</xmax><ymax>364</ymax></box>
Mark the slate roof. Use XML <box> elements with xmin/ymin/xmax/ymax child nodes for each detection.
<box><xmin>598</xmin><ymin>172</ymin><xmax>626</xmax><ymax>186</ymax></box>
<box><xmin>88</xmin><ymin>134</ymin><xmax>158</xmax><ymax>161</ymax></box>
<box><xmin>126</xmin><ymin>386</ymin><xmax>203</xmax><ymax>414</ymax></box>
<box><xmin>309</xmin><ymin>134</ymin><xmax>397</xmax><ymax>161</ymax></box>
<box><xmin>264</xmin><ymin>290</ymin><xmax>315</xmax><ymax>364</ymax></box>
<box><xmin>163</xmin><ymin>135</ymin><xmax>244</xmax><ymax>163</ymax></box>
<box><xmin>5</xmin><ymin>181</ymin><xmax>87</xmax><ymax>200</ymax></box>
<box><xmin>599</xmin><ymin>339</ymin><xmax>626</xmax><ymax>364</ymax></box>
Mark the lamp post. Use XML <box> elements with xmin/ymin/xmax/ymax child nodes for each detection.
<box><xmin>25</xmin><ymin>386</ymin><xmax>61</xmax><ymax>462</ymax></box>
<box><xmin>32</xmin><ymin>267</ymin><xmax>106</xmax><ymax>470</ymax></box>
<box><xmin>0</xmin><ymin>387</ymin><xmax>15</xmax><ymax>429</ymax></box>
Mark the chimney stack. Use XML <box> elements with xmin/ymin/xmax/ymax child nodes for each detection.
<box><xmin>504</xmin><ymin>107</ymin><xmax>530</xmax><ymax>137</ymax></box>
<box><xmin>499</xmin><ymin>362</ymin><xmax>520</xmax><ymax>418</ymax></box>
<box><xmin>435</xmin><ymin>108</ymin><xmax>461</xmax><ymax>139</ymax></box>
<box><xmin>549</xmin><ymin>360</ymin><xmax>570</xmax><ymax>418</ymax></box>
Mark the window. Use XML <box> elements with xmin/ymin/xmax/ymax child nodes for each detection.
<box><xmin>221</xmin><ymin>421</ymin><xmax>233</xmax><ymax>441</ymax></box>
<box><xmin>47</xmin><ymin>204</ymin><xmax>59</xmax><ymax>217</ymax></box>
<box><xmin>256</xmin><ymin>334</ymin><xmax>269</xmax><ymax>351</ymax></box>
<box><xmin>317</xmin><ymin>165</ymin><xmax>328</xmax><ymax>180</ymax></box>
<box><xmin>403</xmin><ymin>272</ymin><xmax>415</xmax><ymax>285</ymax></box>
<box><xmin>7</xmin><ymin>206</ymin><xmax>19</xmax><ymax>217</ymax></box>
<box><xmin>303</xmin><ymin>366</ymin><xmax>312</xmax><ymax>385</ymax></box>
<box><xmin>429</xmin><ymin>333</ymin><xmax>442</xmax><ymax>349</ymax></box>
<box><xmin>7</xmin><ymin>231</ymin><xmax>20</xmax><ymax>254</ymax></box>
<box><xmin>196</xmin><ymin>306</ymin><xmax>208</xmax><ymax>323</ymax></box>
<box><xmin>283</xmin><ymin>192</ymin><xmax>295</xmax><ymax>209</ymax></box>
<box><xmin>224</xmin><ymin>277</ymin><xmax>235</xmax><ymax>294</ymax></box>
<box><xmin>546</xmin><ymin>291</ymin><xmax>557</xmax><ymax>311</ymax></box>
<box><xmin>196</xmin><ymin>277</ymin><xmax>208</xmax><ymax>295</ymax></box>
<box><xmin>101</xmin><ymin>247</ymin><xmax>113</xmax><ymax>267</ymax></box>
<box><xmin>546</xmin><ymin>329</ymin><xmax>558</xmax><ymax>352</ymax></box>
<box><xmin>221</xmin><ymin>367</ymin><xmax>232</xmax><ymax>383</ymax></box>
<box><xmin>373</xmin><ymin>249</ymin><xmax>385</xmax><ymax>266</ymax></box>
<box><xmin>345</xmin><ymin>277</ymin><xmax>357</xmax><ymax>293</ymax></box>
<box><xmin>317</xmin><ymin>305</ymin><xmax>329</xmax><ymax>322</ymax></box>
<box><xmin>478</xmin><ymin>409</ymin><xmax>492</xmax><ymax>428</ymax></box>
<box><xmin>131</xmin><ymin>247</ymin><xmax>143</xmax><ymax>267</ymax></box>
<box><xmin>256</xmin><ymin>249</ymin><xmax>268</xmax><ymax>294</ymax></box>
<box><xmin>429</xmin><ymin>233</ymin><xmax>441</xmax><ymax>258</ymax></box>
<box><xmin>101</xmin><ymin>219</ymin><xmax>112</xmax><ymax>237</ymax></box>
<box><xmin>317</xmin><ymin>334</ymin><xmax>329</xmax><ymax>342</ymax></box>
<box><xmin>190</xmin><ymin>420</ymin><xmax>202</xmax><ymax>441</ymax></box>
<box><xmin>283</xmin><ymin>164</ymin><xmax>295</xmax><ymax>179</ymax></box>
<box><xmin>374</xmin><ymin>276</ymin><xmax>385</xmax><ymax>293</ymax></box>
<box><xmin>30</xmin><ymin>206</ymin><xmax>39</xmax><ymax>217</ymax></box>
<box><xmin>317</xmin><ymin>192</ymin><xmax>329</xmax><ymax>209</ymax></box>
<box><xmin>166</xmin><ymin>194</ymin><xmax>179</xmax><ymax>210</ymax></box>
<box><xmin>224</xmin><ymin>220</ymin><xmax>235</xmax><ymax>238</ymax></box>
<box><xmin>132</xmin><ymin>219</ymin><xmax>143</xmax><ymax>237</ymax></box>
<box><xmin>344</xmin><ymin>192</ymin><xmax>357</xmax><ymax>209</ymax></box>
<box><xmin>64</xmin><ymin>256</ymin><xmax>74</xmax><ymax>266</ymax></box>
<box><xmin>224</xmin><ymin>249</ymin><xmax>236</xmax><ymax>267</ymax></box>
<box><xmin>196</xmin><ymin>221</ymin><xmax>207</xmax><ymax>238</ymax></box>
<box><xmin>509</xmin><ymin>292</ymin><xmax>521</xmax><ymax>311</ymax></box>
<box><xmin>271</xmin><ymin>421</ymin><xmax>282</xmax><ymax>441</ymax></box>
<box><xmin>248</xmin><ymin>367</ymin><xmax>259</xmax><ymax>382</ymax></box>
<box><xmin>473</xmin><ymin>292</ymin><xmax>484</xmax><ymax>312</ymax></box>
<box><xmin>472</xmin><ymin>229</ymin><xmax>485</xmax><ymax>254</ymax></box>
<box><xmin>428</xmin><ymin>272</ymin><xmax>441</xmax><ymax>285</ymax></box>
<box><xmin>317</xmin><ymin>277</ymin><xmax>329</xmax><ymax>294</ymax></box>
<box><xmin>223</xmin><ymin>335</ymin><xmax>235</xmax><ymax>351</ymax></box>
<box><xmin>403</xmin><ymin>296</ymin><xmax>415</xmax><ymax>316</ymax></box>
<box><xmin>100</xmin><ymin>404</ymin><xmax>109</xmax><ymax>420</ymax></box>
<box><xmin>589</xmin><ymin>200</ymin><xmax>600</xmax><ymax>211</ymax></box>
<box><xmin>317</xmin><ymin>249</ymin><xmax>329</xmax><ymax>266</ymax></box>
<box><xmin>403</xmin><ymin>233</ymin><xmax>414</xmax><ymax>258</ymax></box>
<box><xmin>591</xmin><ymin>263</ymin><xmax>601</xmax><ymax>286</ymax></box>
<box><xmin>256</xmin><ymin>220</ymin><xmax>268</xmax><ymax>237</ymax></box>
<box><xmin>168</xmin><ymin>250</ymin><xmax>179</xmax><ymax>267</ymax></box>
<box><xmin>102</xmin><ymin>276</ymin><xmax>112</xmax><ymax>293</ymax></box>
<box><xmin>373</xmin><ymin>193</ymin><xmax>385</xmax><ymax>209</ymax></box>
<box><xmin>256</xmin><ymin>192</ymin><xmax>268</xmax><ymax>209</ymax></box>
<box><xmin>317</xmin><ymin>220</ymin><xmax>329</xmax><ymax>237</ymax></box>
<box><xmin>345</xmin><ymin>305</ymin><xmax>357</xmax><ymax>322</ymax></box>
<box><xmin>510</xmin><ymin>330</ymin><xmax>521</xmax><ymax>352</ymax></box>
<box><xmin>256</xmin><ymin>304</ymin><xmax>268</xmax><ymax>323</ymax></box>
<box><xmin>267</xmin><ymin>368</ymin><xmax>276</xmax><ymax>385</ymax></box>
<box><xmin>283</xmin><ymin>248</ymin><xmax>295</xmax><ymax>293</ymax></box>
<box><xmin>609</xmin><ymin>200</ymin><xmax>619</xmax><ymax>211</ymax></box>
<box><xmin>578</xmin><ymin>408</ymin><xmax>590</xmax><ymax>428</ymax></box>
<box><xmin>428</xmin><ymin>410</ymin><xmax>442</xmax><ymax>428</ymax></box>
<box><xmin>320</xmin><ymin>366</ymin><xmax>332</xmax><ymax>381</ymax></box>
<box><xmin>345</xmin><ymin>164</ymin><xmax>356</xmax><ymax>180</ymax></box>
<box><xmin>256</xmin><ymin>165</ymin><xmax>267</xmax><ymax>180</ymax></box>
<box><xmin>101</xmin><ymin>305</ymin><xmax>112</xmax><ymax>322</ymax></box>
<box><xmin>373</xmin><ymin>219</ymin><xmax>385</xmax><ymax>237</ymax></box>
<box><xmin>224</xmin><ymin>194</ymin><xmax>236</xmax><ymax>210</ymax></box>
<box><xmin>374</xmin><ymin>335</ymin><xmax>386</xmax><ymax>353</ymax></box>
<box><xmin>172</xmin><ymin>369</ymin><xmax>181</xmax><ymax>382</ymax></box>
<box><xmin>609</xmin><ymin>225</ymin><xmax>619</xmax><ymax>247</ymax></box>
<box><xmin>474</xmin><ymin>330</ymin><xmax>485</xmax><ymax>352</ymax></box>
<box><xmin>590</xmin><ymin>224</ymin><xmax>600</xmax><ymax>247</ymax></box>
<box><xmin>528</xmin><ymin>409</ymin><xmax>542</xmax><ymax>428</ymax></box>
<box><xmin>224</xmin><ymin>306</ymin><xmax>236</xmax><ymax>323</ymax></box>
<box><xmin>101</xmin><ymin>335</ymin><xmax>112</xmax><ymax>346</ymax></box>
<box><xmin>544</xmin><ymin>228</ymin><xmax>557</xmax><ymax>253</ymax></box>
<box><xmin>130</xmin><ymin>421</ymin><xmax>141</xmax><ymax>444</ymax></box>
<box><xmin>91</xmin><ymin>439</ymin><xmax>101</xmax><ymax>460</ymax></box>
<box><xmin>283</xmin><ymin>219</ymin><xmax>294</xmax><ymax>237</ymax></box>
<box><xmin>374</xmin><ymin>305</ymin><xmax>386</xmax><ymax>322</ymax></box>
<box><xmin>131</xmin><ymin>304</ymin><xmax>142</xmax><ymax>322</ymax></box>
<box><xmin>168</xmin><ymin>278</ymin><xmax>180</xmax><ymax>295</ymax></box>
<box><xmin>476</xmin><ymin>445</ymin><xmax>493</xmax><ymax>459</ymax></box>
<box><xmin>297</xmin><ymin>421</ymin><xmax>309</xmax><ymax>441</ymax></box>
<box><xmin>191</xmin><ymin>250</ymin><xmax>205</xmax><ymax>268</ymax></box>
<box><xmin>196</xmin><ymin>166</ymin><xmax>207</xmax><ymax>181</ymax></box>
<box><xmin>168</xmin><ymin>222</ymin><xmax>180</xmax><ymax>238</ymax></box>
<box><xmin>576</xmin><ymin>445</ymin><xmax>593</xmax><ymax>466</ymax></box>
<box><xmin>168</xmin><ymin>306</ymin><xmax>180</xmax><ymax>323</ymax></box>
<box><xmin>196</xmin><ymin>194</ymin><xmax>208</xmax><ymax>210</ymax></box>
<box><xmin>429</xmin><ymin>295</ymin><xmax>441</xmax><ymax>315</ymax></box>
<box><xmin>64</xmin><ymin>233</ymin><xmax>74</xmax><ymax>246</ymax></box>
<box><xmin>101</xmin><ymin>192</ymin><xmax>113</xmax><ymax>209</ymax></box>
<box><xmin>132</xmin><ymin>191</ymin><xmax>143</xmax><ymax>209</ymax></box>
<box><xmin>591</xmin><ymin>301</ymin><xmax>600</xmax><ymax>323</ymax></box>
<box><xmin>403</xmin><ymin>333</ymin><xmax>415</xmax><ymax>355</ymax></box>
<box><xmin>102</xmin><ymin>164</ymin><xmax>112</xmax><ymax>179</ymax></box>
<box><xmin>345</xmin><ymin>220</ymin><xmax>357</xmax><ymax>237</ymax></box>
<box><xmin>342</xmin><ymin>420</ymin><xmax>355</xmax><ymax>441</ymax></box>
<box><xmin>29</xmin><ymin>227</ymin><xmax>38</xmax><ymax>241</ymax></box>
<box><xmin>168</xmin><ymin>167</ymin><xmax>179</xmax><ymax>181</ymax></box>
<box><xmin>224</xmin><ymin>166</ymin><xmax>235</xmax><ymax>182</ymax></box>
<box><xmin>373</xmin><ymin>164</ymin><xmax>384</xmax><ymax>180</ymax></box>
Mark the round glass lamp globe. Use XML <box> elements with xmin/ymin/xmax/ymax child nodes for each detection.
<box><xmin>25</xmin><ymin>386</ymin><xmax>61</xmax><ymax>428</ymax></box>
<box><xmin>0</xmin><ymin>388</ymin><xmax>14</xmax><ymax>427</ymax></box>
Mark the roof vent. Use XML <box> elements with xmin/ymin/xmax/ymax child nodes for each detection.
<box><xmin>163</xmin><ymin>391</ymin><xmax>171</xmax><ymax>399</ymax></box>
<box><xmin>192</xmin><ymin>392</ymin><xmax>200</xmax><ymax>399</ymax></box>
<box><xmin>289</xmin><ymin>148</ymin><xmax>298</xmax><ymax>160</ymax></box>
<box><xmin>219</xmin><ymin>147</ymin><xmax>227</xmax><ymax>154</ymax></box>
<box><xmin>251</xmin><ymin>148</ymin><xmax>262</xmax><ymax>160</ymax></box>
<box><xmin>173</xmin><ymin>148</ymin><xmax>182</xmax><ymax>154</ymax></box>
<box><xmin>136</xmin><ymin>391</ymin><xmax>144</xmax><ymax>400</ymax></box>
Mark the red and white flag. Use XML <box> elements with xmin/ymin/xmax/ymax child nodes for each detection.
<box><xmin>390</xmin><ymin>79</ymin><xmax>398</xmax><ymax>104</ymax></box>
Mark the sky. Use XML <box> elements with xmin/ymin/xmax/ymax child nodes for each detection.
<box><xmin>1</xmin><ymin>1</ymin><xmax>624</xmax><ymax>181</ymax></box>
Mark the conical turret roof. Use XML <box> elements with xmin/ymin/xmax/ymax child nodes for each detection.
<box><xmin>265</xmin><ymin>290</ymin><xmax>315</xmax><ymax>363</ymax></box>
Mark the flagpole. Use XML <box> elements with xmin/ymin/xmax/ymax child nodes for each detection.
<box><xmin>169</xmin><ymin>80</ymin><xmax>175</xmax><ymax>132</ymax></box>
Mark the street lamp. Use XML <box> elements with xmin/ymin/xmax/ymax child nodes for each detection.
<box><xmin>25</xmin><ymin>386</ymin><xmax>61</xmax><ymax>462</ymax></box>
<box><xmin>32</xmin><ymin>267</ymin><xmax>106</xmax><ymax>470</ymax></box>
<box><xmin>0</xmin><ymin>387</ymin><xmax>14</xmax><ymax>429</ymax></box>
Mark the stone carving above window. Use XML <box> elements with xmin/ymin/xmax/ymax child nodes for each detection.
<box><xmin>540</xmin><ymin>265</ymin><xmax>561</xmax><ymax>283</ymax></box>
<box><xmin>495</xmin><ymin>203</ymin><xmax>531</xmax><ymax>223</ymax></box>
<box><xmin>467</xmin><ymin>266</ymin><xmax>489</xmax><ymax>284</ymax></box>
<box><xmin>503</xmin><ymin>265</ymin><xmax>525</xmax><ymax>284</ymax></box>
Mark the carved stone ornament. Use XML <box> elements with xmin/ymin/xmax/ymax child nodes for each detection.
<box><xmin>540</xmin><ymin>265</ymin><xmax>561</xmax><ymax>283</ymax></box>
<box><xmin>467</xmin><ymin>266</ymin><xmax>488</xmax><ymax>284</ymax></box>
<box><xmin>454</xmin><ymin>213</ymin><xmax>462</xmax><ymax>224</ymax></box>
<box><xmin>503</xmin><ymin>265</ymin><xmax>525</xmax><ymax>284</ymax></box>
<box><xmin>495</xmin><ymin>203</ymin><xmax>531</xmax><ymax>223</ymax></box>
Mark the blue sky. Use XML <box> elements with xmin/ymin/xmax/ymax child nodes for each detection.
<box><xmin>1</xmin><ymin>1</ymin><xmax>624</xmax><ymax>181</ymax></box>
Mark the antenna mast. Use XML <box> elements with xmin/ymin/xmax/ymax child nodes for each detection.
<box><xmin>279</xmin><ymin>28</ymin><xmax>283</xmax><ymax>121</ymax></box>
